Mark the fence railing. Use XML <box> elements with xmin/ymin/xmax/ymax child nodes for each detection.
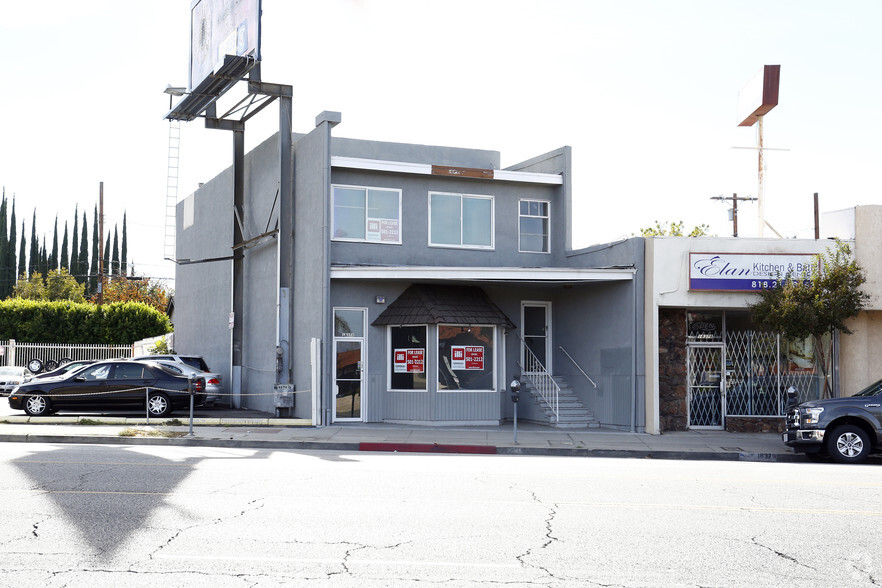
<box><xmin>0</xmin><ymin>339</ymin><xmax>133</xmax><ymax>373</ymax></box>
<box><xmin>515</xmin><ymin>334</ymin><xmax>560</xmax><ymax>422</ymax></box>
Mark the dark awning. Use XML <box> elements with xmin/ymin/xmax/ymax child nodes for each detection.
<box><xmin>372</xmin><ymin>284</ymin><xmax>515</xmax><ymax>329</ymax></box>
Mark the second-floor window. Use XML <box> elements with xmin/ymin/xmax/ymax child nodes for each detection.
<box><xmin>332</xmin><ymin>185</ymin><xmax>402</xmax><ymax>244</ymax></box>
<box><xmin>429</xmin><ymin>192</ymin><xmax>494</xmax><ymax>249</ymax></box>
<box><xmin>519</xmin><ymin>200</ymin><xmax>550</xmax><ymax>253</ymax></box>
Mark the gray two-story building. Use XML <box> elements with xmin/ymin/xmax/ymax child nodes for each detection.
<box><xmin>174</xmin><ymin>112</ymin><xmax>644</xmax><ymax>430</ymax></box>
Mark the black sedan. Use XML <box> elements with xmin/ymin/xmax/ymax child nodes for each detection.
<box><xmin>8</xmin><ymin>360</ymin><xmax>204</xmax><ymax>417</ymax></box>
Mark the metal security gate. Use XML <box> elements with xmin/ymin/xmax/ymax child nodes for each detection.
<box><xmin>687</xmin><ymin>343</ymin><xmax>725</xmax><ymax>429</ymax></box>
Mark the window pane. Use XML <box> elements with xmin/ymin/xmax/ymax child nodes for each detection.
<box><xmin>390</xmin><ymin>326</ymin><xmax>427</xmax><ymax>390</ymax></box>
<box><xmin>520</xmin><ymin>200</ymin><xmax>529</xmax><ymax>215</ymax></box>
<box><xmin>333</xmin><ymin>188</ymin><xmax>365</xmax><ymax>240</ymax></box>
<box><xmin>462</xmin><ymin>197</ymin><xmax>491</xmax><ymax>246</ymax></box>
<box><xmin>438</xmin><ymin>325</ymin><xmax>495</xmax><ymax>391</ymax></box>
<box><xmin>520</xmin><ymin>216</ymin><xmax>548</xmax><ymax>252</ymax></box>
<box><xmin>430</xmin><ymin>194</ymin><xmax>461</xmax><ymax>245</ymax></box>
<box><xmin>335</xmin><ymin>309</ymin><xmax>364</xmax><ymax>337</ymax></box>
<box><xmin>367</xmin><ymin>189</ymin><xmax>401</xmax><ymax>242</ymax></box>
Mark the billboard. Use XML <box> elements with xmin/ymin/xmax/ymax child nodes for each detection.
<box><xmin>689</xmin><ymin>252</ymin><xmax>818</xmax><ymax>292</ymax></box>
<box><xmin>737</xmin><ymin>65</ymin><xmax>780</xmax><ymax>127</ymax></box>
<box><xmin>189</xmin><ymin>0</ymin><xmax>261</xmax><ymax>91</ymax></box>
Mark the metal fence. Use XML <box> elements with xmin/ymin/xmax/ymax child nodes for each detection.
<box><xmin>0</xmin><ymin>339</ymin><xmax>133</xmax><ymax>373</ymax></box>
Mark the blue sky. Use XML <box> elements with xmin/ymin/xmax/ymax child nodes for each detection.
<box><xmin>1</xmin><ymin>0</ymin><xmax>880</xmax><ymax>283</ymax></box>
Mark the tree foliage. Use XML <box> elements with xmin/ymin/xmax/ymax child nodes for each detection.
<box><xmin>13</xmin><ymin>269</ymin><xmax>85</xmax><ymax>303</ymax></box>
<box><xmin>92</xmin><ymin>277</ymin><xmax>171</xmax><ymax>315</ymax></box>
<box><xmin>749</xmin><ymin>240</ymin><xmax>870</xmax><ymax>396</ymax></box>
<box><xmin>638</xmin><ymin>220</ymin><xmax>711</xmax><ymax>237</ymax></box>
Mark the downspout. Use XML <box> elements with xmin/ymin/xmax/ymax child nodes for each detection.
<box><xmin>317</xmin><ymin>111</ymin><xmax>341</xmax><ymax>425</ymax></box>
<box><xmin>631</xmin><ymin>268</ymin><xmax>638</xmax><ymax>433</ymax></box>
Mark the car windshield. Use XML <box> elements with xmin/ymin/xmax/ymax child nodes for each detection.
<box><xmin>853</xmin><ymin>380</ymin><xmax>882</xmax><ymax>397</ymax></box>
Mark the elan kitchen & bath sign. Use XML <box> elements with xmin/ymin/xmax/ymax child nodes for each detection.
<box><xmin>689</xmin><ymin>252</ymin><xmax>819</xmax><ymax>292</ymax></box>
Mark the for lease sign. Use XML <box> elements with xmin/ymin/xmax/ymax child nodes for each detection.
<box><xmin>451</xmin><ymin>346</ymin><xmax>484</xmax><ymax>370</ymax></box>
<box><xmin>689</xmin><ymin>253</ymin><xmax>819</xmax><ymax>292</ymax></box>
<box><xmin>393</xmin><ymin>349</ymin><xmax>424</xmax><ymax>373</ymax></box>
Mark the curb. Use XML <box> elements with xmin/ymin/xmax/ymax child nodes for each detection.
<box><xmin>0</xmin><ymin>433</ymin><xmax>803</xmax><ymax>462</ymax></box>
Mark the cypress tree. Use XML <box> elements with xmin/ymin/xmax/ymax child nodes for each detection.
<box><xmin>50</xmin><ymin>217</ymin><xmax>59</xmax><ymax>271</ymax></box>
<box><xmin>28</xmin><ymin>211</ymin><xmax>38</xmax><ymax>278</ymax></box>
<box><xmin>121</xmin><ymin>212</ymin><xmax>127</xmax><ymax>277</ymax></box>
<box><xmin>0</xmin><ymin>194</ymin><xmax>7</xmax><ymax>295</ymax></box>
<box><xmin>7</xmin><ymin>198</ymin><xmax>16</xmax><ymax>295</ymax></box>
<box><xmin>89</xmin><ymin>205</ymin><xmax>98</xmax><ymax>295</ymax></box>
<box><xmin>18</xmin><ymin>221</ymin><xmax>25</xmax><ymax>281</ymax></box>
<box><xmin>39</xmin><ymin>236</ymin><xmax>48</xmax><ymax>279</ymax></box>
<box><xmin>103</xmin><ymin>231</ymin><xmax>110</xmax><ymax>280</ymax></box>
<box><xmin>60</xmin><ymin>222</ymin><xmax>69</xmax><ymax>271</ymax></box>
<box><xmin>70</xmin><ymin>206</ymin><xmax>79</xmax><ymax>279</ymax></box>
<box><xmin>78</xmin><ymin>209</ymin><xmax>89</xmax><ymax>286</ymax></box>
<box><xmin>111</xmin><ymin>225</ymin><xmax>119</xmax><ymax>276</ymax></box>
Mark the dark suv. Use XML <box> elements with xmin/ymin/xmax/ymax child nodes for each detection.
<box><xmin>783</xmin><ymin>380</ymin><xmax>882</xmax><ymax>463</ymax></box>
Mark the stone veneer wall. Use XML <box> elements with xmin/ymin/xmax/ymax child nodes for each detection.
<box><xmin>658</xmin><ymin>308</ymin><xmax>687</xmax><ymax>431</ymax></box>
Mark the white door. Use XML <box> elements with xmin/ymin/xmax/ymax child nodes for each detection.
<box><xmin>521</xmin><ymin>302</ymin><xmax>552</xmax><ymax>374</ymax></box>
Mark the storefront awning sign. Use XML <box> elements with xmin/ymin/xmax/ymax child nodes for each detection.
<box><xmin>451</xmin><ymin>346</ymin><xmax>484</xmax><ymax>370</ymax></box>
<box><xmin>689</xmin><ymin>252</ymin><xmax>818</xmax><ymax>292</ymax></box>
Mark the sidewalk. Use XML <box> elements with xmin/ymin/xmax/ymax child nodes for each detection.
<box><xmin>0</xmin><ymin>410</ymin><xmax>802</xmax><ymax>463</ymax></box>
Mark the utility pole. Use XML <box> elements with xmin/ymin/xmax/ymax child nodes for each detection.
<box><xmin>710</xmin><ymin>193</ymin><xmax>757</xmax><ymax>237</ymax></box>
<box><xmin>98</xmin><ymin>182</ymin><xmax>104</xmax><ymax>306</ymax></box>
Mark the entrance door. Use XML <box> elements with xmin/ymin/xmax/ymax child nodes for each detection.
<box><xmin>522</xmin><ymin>302</ymin><xmax>552</xmax><ymax>373</ymax></box>
<box><xmin>333</xmin><ymin>308</ymin><xmax>365</xmax><ymax>422</ymax></box>
<box><xmin>687</xmin><ymin>343</ymin><xmax>725</xmax><ymax>429</ymax></box>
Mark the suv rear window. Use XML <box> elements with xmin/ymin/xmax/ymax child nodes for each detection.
<box><xmin>181</xmin><ymin>356</ymin><xmax>210</xmax><ymax>372</ymax></box>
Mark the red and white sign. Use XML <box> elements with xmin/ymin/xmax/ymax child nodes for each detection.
<box><xmin>451</xmin><ymin>346</ymin><xmax>484</xmax><ymax>370</ymax></box>
<box><xmin>367</xmin><ymin>218</ymin><xmax>400</xmax><ymax>242</ymax></box>
<box><xmin>393</xmin><ymin>348</ymin><xmax>424</xmax><ymax>373</ymax></box>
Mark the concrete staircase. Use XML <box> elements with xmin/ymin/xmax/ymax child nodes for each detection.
<box><xmin>524</xmin><ymin>376</ymin><xmax>600</xmax><ymax>428</ymax></box>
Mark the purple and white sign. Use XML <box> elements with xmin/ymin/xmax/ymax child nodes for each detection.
<box><xmin>689</xmin><ymin>253</ymin><xmax>819</xmax><ymax>292</ymax></box>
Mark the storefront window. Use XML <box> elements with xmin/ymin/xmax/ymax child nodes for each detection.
<box><xmin>437</xmin><ymin>325</ymin><xmax>495</xmax><ymax>391</ymax></box>
<box><xmin>687</xmin><ymin>311</ymin><xmax>722</xmax><ymax>341</ymax></box>
<box><xmin>389</xmin><ymin>326</ymin><xmax>427</xmax><ymax>390</ymax></box>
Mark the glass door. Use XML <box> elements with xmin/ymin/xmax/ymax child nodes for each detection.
<box><xmin>522</xmin><ymin>302</ymin><xmax>551</xmax><ymax>374</ymax></box>
<box><xmin>333</xmin><ymin>308</ymin><xmax>365</xmax><ymax>422</ymax></box>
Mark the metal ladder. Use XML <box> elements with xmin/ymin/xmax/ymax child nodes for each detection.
<box><xmin>163</xmin><ymin>119</ymin><xmax>181</xmax><ymax>261</ymax></box>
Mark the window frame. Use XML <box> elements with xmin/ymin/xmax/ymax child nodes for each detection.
<box><xmin>386</xmin><ymin>325</ymin><xmax>429</xmax><ymax>392</ymax></box>
<box><xmin>436</xmin><ymin>324</ymin><xmax>496</xmax><ymax>393</ymax></box>
<box><xmin>518</xmin><ymin>199</ymin><xmax>551</xmax><ymax>254</ymax></box>
<box><xmin>428</xmin><ymin>191</ymin><xmax>495</xmax><ymax>250</ymax></box>
<box><xmin>331</xmin><ymin>184</ymin><xmax>403</xmax><ymax>245</ymax></box>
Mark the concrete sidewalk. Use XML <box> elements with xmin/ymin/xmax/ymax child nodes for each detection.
<box><xmin>0</xmin><ymin>411</ymin><xmax>802</xmax><ymax>462</ymax></box>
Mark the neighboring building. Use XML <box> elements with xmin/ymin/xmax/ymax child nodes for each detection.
<box><xmin>175</xmin><ymin>113</ymin><xmax>643</xmax><ymax>429</ymax></box>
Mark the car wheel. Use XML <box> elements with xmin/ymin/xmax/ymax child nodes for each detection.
<box><xmin>146</xmin><ymin>392</ymin><xmax>172</xmax><ymax>417</ymax></box>
<box><xmin>44</xmin><ymin>359</ymin><xmax>58</xmax><ymax>372</ymax></box>
<box><xmin>58</xmin><ymin>357</ymin><xmax>72</xmax><ymax>366</ymax></box>
<box><xmin>23</xmin><ymin>395</ymin><xmax>51</xmax><ymax>416</ymax></box>
<box><xmin>27</xmin><ymin>359</ymin><xmax>43</xmax><ymax>374</ymax></box>
<box><xmin>826</xmin><ymin>425</ymin><xmax>871</xmax><ymax>464</ymax></box>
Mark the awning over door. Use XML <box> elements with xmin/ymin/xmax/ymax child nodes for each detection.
<box><xmin>372</xmin><ymin>284</ymin><xmax>515</xmax><ymax>329</ymax></box>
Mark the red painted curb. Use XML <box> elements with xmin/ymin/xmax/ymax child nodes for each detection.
<box><xmin>359</xmin><ymin>442</ymin><xmax>497</xmax><ymax>455</ymax></box>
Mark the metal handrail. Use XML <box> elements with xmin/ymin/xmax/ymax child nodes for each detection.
<box><xmin>515</xmin><ymin>334</ymin><xmax>559</xmax><ymax>421</ymax></box>
<box><xmin>559</xmin><ymin>346</ymin><xmax>597</xmax><ymax>389</ymax></box>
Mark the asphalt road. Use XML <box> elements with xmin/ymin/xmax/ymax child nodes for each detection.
<box><xmin>0</xmin><ymin>442</ymin><xmax>880</xmax><ymax>587</ymax></box>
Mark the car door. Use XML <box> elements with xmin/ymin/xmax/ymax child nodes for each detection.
<box><xmin>52</xmin><ymin>363</ymin><xmax>114</xmax><ymax>408</ymax></box>
<box><xmin>108</xmin><ymin>362</ymin><xmax>156</xmax><ymax>406</ymax></box>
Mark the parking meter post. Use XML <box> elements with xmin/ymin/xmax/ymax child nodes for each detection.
<box><xmin>510</xmin><ymin>378</ymin><xmax>521</xmax><ymax>444</ymax></box>
<box><xmin>187</xmin><ymin>375</ymin><xmax>195</xmax><ymax>437</ymax></box>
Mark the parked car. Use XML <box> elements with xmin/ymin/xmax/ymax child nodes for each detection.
<box><xmin>8</xmin><ymin>360</ymin><xmax>205</xmax><ymax>417</ymax></box>
<box><xmin>131</xmin><ymin>354</ymin><xmax>223</xmax><ymax>406</ymax></box>
<box><xmin>782</xmin><ymin>380</ymin><xmax>882</xmax><ymax>463</ymax></box>
<box><xmin>0</xmin><ymin>366</ymin><xmax>31</xmax><ymax>396</ymax></box>
<box><xmin>140</xmin><ymin>359</ymin><xmax>222</xmax><ymax>407</ymax></box>
<box><xmin>31</xmin><ymin>359</ymin><xmax>97</xmax><ymax>380</ymax></box>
